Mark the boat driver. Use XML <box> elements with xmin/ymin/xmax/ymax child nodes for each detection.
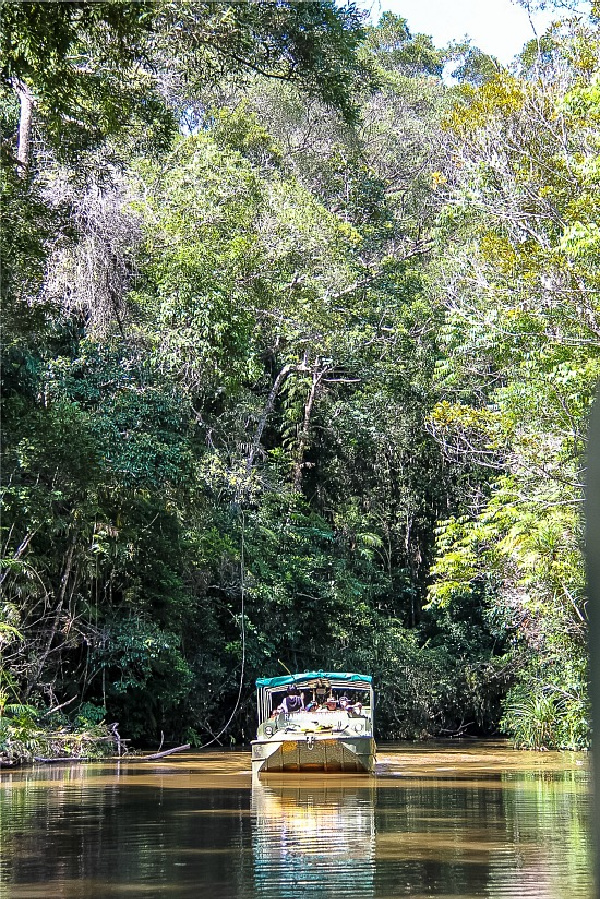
<box><xmin>283</xmin><ymin>686</ymin><xmax>304</xmax><ymax>714</ymax></box>
<box><xmin>314</xmin><ymin>680</ymin><xmax>328</xmax><ymax>707</ymax></box>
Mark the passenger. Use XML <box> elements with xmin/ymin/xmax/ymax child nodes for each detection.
<box><xmin>283</xmin><ymin>686</ymin><xmax>304</xmax><ymax>714</ymax></box>
<box><xmin>314</xmin><ymin>681</ymin><xmax>328</xmax><ymax>706</ymax></box>
<box><xmin>326</xmin><ymin>696</ymin><xmax>337</xmax><ymax>712</ymax></box>
<box><xmin>339</xmin><ymin>696</ymin><xmax>349</xmax><ymax>711</ymax></box>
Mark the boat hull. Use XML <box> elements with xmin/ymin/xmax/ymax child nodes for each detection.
<box><xmin>251</xmin><ymin>734</ymin><xmax>375</xmax><ymax>775</ymax></box>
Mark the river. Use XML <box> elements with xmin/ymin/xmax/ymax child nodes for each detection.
<box><xmin>0</xmin><ymin>743</ymin><xmax>591</xmax><ymax>898</ymax></box>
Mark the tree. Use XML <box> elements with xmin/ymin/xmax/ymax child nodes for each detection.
<box><xmin>427</xmin><ymin>11</ymin><xmax>600</xmax><ymax>747</ymax></box>
<box><xmin>1</xmin><ymin>2</ymin><xmax>160</xmax><ymax>172</ymax></box>
<box><xmin>2</xmin><ymin>4</ymin><xmax>543</xmax><ymax>747</ymax></box>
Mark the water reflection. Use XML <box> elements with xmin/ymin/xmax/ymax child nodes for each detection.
<box><xmin>374</xmin><ymin>748</ymin><xmax>591</xmax><ymax>899</ymax></box>
<box><xmin>251</xmin><ymin>778</ymin><xmax>375</xmax><ymax>897</ymax></box>
<box><xmin>0</xmin><ymin>745</ymin><xmax>593</xmax><ymax>898</ymax></box>
<box><xmin>0</xmin><ymin>753</ymin><xmax>253</xmax><ymax>898</ymax></box>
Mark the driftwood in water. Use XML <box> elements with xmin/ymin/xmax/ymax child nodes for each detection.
<box><xmin>143</xmin><ymin>743</ymin><xmax>190</xmax><ymax>761</ymax></box>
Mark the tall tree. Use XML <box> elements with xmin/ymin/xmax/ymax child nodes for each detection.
<box><xmin>428</xmin><ymin>11</ymin><xmax>598</xmax><ymax>747</ymax></box>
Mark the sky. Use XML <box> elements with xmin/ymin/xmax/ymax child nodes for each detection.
<box><xmin>360</xmin><ymin>0</ymin><xmax>588</xmax><ymax>64</ymax></box>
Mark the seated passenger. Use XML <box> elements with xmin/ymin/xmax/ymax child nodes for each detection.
<box><xmin>314</xmin><ymin>681</ymin><xmax>328</xmax><ymax>706</ymax></box>
<box><xmin>283</xmin><ymin>686</ymin><xmax>304</xmax><ymax>714</ymax></box>
<box><xmin>326</xmin><ymin>697</ymin><xmax>337</xmax><ymax>711</ymax></box>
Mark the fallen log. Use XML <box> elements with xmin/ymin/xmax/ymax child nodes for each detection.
<box><xmin>143</xmin><ymin>743</ymin><xmax>191</xmax><ymax>761</ymax></box>
<box><xmin>33</xmin><ymin>757</ymin><xmax>86</xmax><ymax>764</ymax></box>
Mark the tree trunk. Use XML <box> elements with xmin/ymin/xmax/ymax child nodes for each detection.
<box><xmin>246</xmin><ymin>359</ymin><xmax>309</xmax><ymax>478</ymax></box>
<box><xmin>0</xmin><ymin>530</ymin><xmax>37</xmax><ymax>588</ymax></box>
<box><xmin>293</xmin><ymin>362</ymin><xmax>322</xmax><ymax>493</ymax></box>
<box><xmin>26</xmin><ymin>538</ymin><xmax>76</xmax><ymax>696</ymax></box>
<box><xmin>16</xmin><ymin>82</ymin><xmax>35</xmax><ymax>176</ymax></box>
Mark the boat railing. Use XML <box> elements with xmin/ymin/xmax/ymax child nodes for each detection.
<box><xmin>257</xmin><ymin>706</ymin><xmax>373</xmax><ymax>740</ymax></box>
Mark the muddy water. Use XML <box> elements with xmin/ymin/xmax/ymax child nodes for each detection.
<box><xmin>0</xmin><ymin>743</ymin><xmax>591</xmax><ymax>898</ymax></box>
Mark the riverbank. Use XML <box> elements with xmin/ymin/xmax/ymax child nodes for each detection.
<box><xmin>0</xmin><ymin>717</ymin><xmax>125</xmax><ymax>766</ymax></box>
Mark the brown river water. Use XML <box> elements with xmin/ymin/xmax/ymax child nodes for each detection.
<box><xmin>0</xmin><ymin>742</ymin><xmax>592</xmax><ymax>898</ymax></box>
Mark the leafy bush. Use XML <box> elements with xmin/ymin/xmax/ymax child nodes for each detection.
<box><xmin>501</xmin><ymin>679</ymin><xmax>589</xmax><ymax>751</ymax></box>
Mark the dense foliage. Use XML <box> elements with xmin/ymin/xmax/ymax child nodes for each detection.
<box><xmin>1</xmin><ymin>0</ymin><xmax>595</xmax><ymax>754</ymax></box>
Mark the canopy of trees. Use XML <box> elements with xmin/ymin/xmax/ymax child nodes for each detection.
<box><xmin>0</xmin><ymin>0</ymin><xmax>595</xmax><ymax>752</ymax></box>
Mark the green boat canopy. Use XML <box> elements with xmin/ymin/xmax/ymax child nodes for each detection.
<box><xmin>255</xmin><ymin>671</ymin><xmax>372</xmax><ymax>690</ymax></box>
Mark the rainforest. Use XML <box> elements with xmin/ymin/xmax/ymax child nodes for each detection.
<box><xmin>1</xmin><ymin>0</ymin><xmax>597</xmax><ymax>759</ymax></box>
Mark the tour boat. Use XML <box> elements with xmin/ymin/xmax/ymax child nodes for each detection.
<box><xmin>251</xmin><ymin>671</ymin><xmax>376</xmax><ymax>775</ymax></box>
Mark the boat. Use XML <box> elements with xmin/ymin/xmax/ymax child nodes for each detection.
<box><xmin>251</xmin><ymin>671</ymin><xmax>376</xmax><ymax>775</ymax></box>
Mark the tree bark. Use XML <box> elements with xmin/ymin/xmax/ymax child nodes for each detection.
<box><xmin>293</xmin><ymin>361</ymin><xmax>323</xmax><ymax>493</ymax></box>
<box><xmin>26</xmin><ymin>538</ymin><xmax>76</xmax><ymax>696</ymax></box>
<box><xmin>16</xmin><ymin>82</ymin><xmax>34</xmax><ymax>176</ymax></box>
<box><xmin>246</xmin><ymin>360</ymin><xmax>309</xmax><ymax>477</ymax></box>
